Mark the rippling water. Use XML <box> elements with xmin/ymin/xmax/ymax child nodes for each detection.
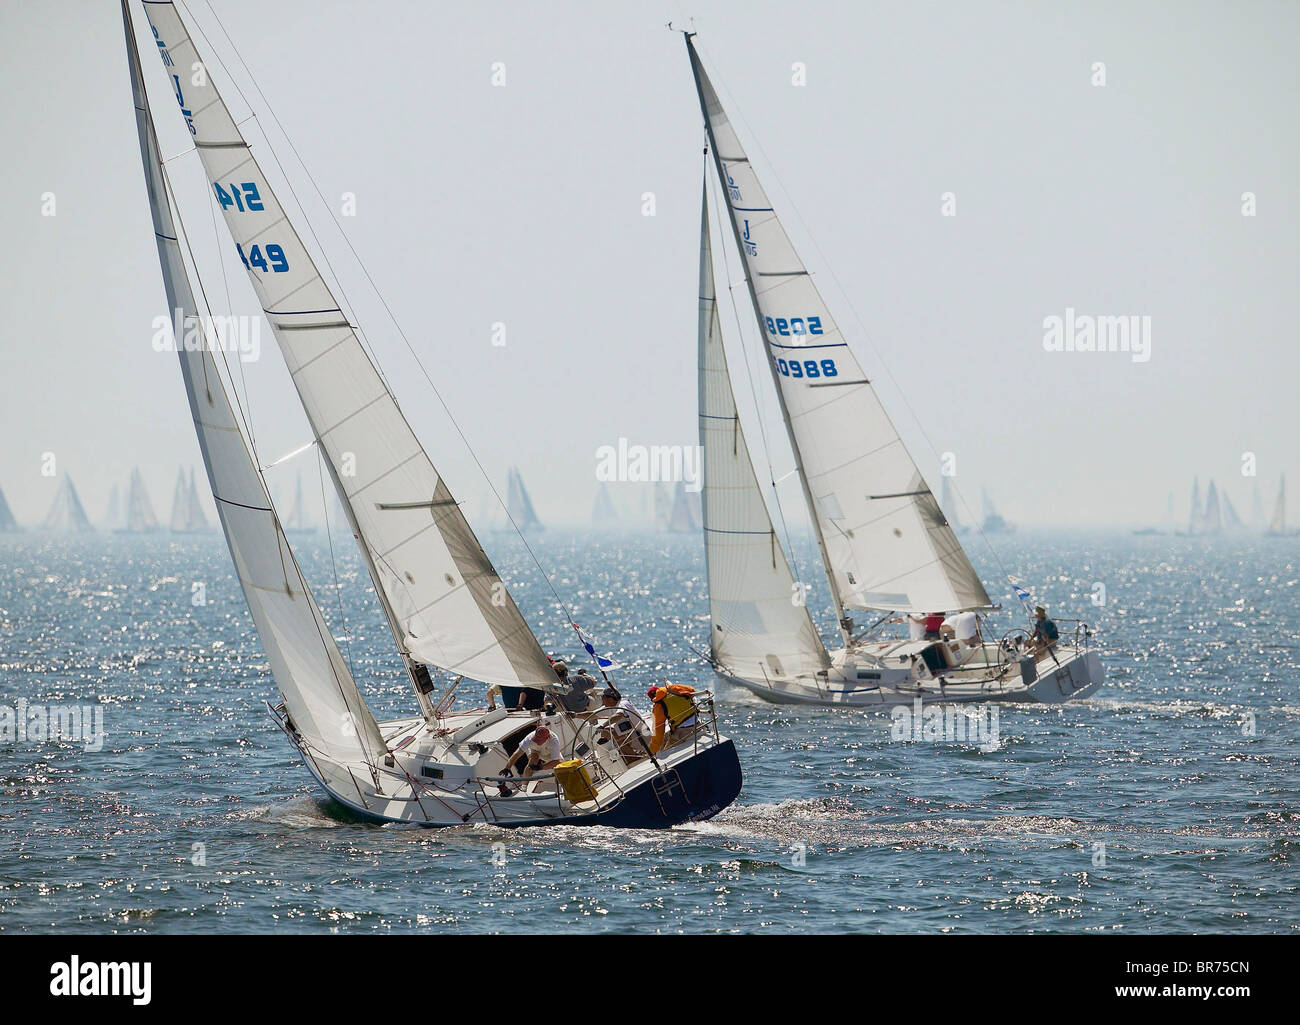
<box><xmin>1</xmin><ymin>528</ymin><xmax>1296</xmax><ymax>933</ymax></box>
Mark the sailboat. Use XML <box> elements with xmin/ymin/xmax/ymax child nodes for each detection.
<box><xmin>506</xmin><ymin>466</ymin><xmax>544</xmax><ymax>532</ymax></box>
<box><xmin>980</xmin><ymin>490</ymin><xmax>1015</xmax><ymax>535</ymax></box>
<box><xmin>169</xmin><ymin>466</ymin><xmax>211</xmax><ymax>533</ymax></box>
<box><xmin>667</xmin><ymin>480</ymin><xmax>703</xmax><ymax>534</ymax></box>
<box><xmin>121</xmin><ymin>1</ymin><xmax>738</xmax><ymax>827</ymax></box>
<box><xmin>1266</xmin><ymin>476</ymin><xmax>1293</xmax><ymax>536</ymax></box>
<box><xmin>1202</xmin><ymin>480</ymin><xmax>1223</xmax><ymax>535</ymax></box>
<box><xmin>939</xmin><ymin>476</ymin><xmax>969</xmax><ymax>535</ymax></box>
<box><xmin>1185</xmin><ymin>477</ymin><xmax>1203</xmax><ymax>535</ymax></box>
<box><xmin>42</xmin><ymin>476</ymin><xmax>93</xmax><ymax>532</ymax></box>
<box><xmin>685</xmin><ymin>33</ymin><xmax>1101</xmax><ymax>706</ymax></box>
<box><xmin>1222</xmin><ymin>493</ymin><xmax>1245</xmax><ymax>533</ymax></box>
<box><xmin>0</xmin><ymin>486</ymin><xmax>20</xmax><ymax>532</ymax></box>
<box><xmin>120</xmin><ymin>467</ymin><xmax>161</xmax><ymax>533</ymax></box>
<box><xmin>591</xmin><ymin>482</ymin><xmax>619</xmax><ymax>527</ymax></box>
<box><xmin>283</xmin><ymin>471</ymin><xmax>316</xmax><ymax>535</ymax></box>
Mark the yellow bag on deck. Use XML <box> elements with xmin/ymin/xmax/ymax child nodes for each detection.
<box><xmin>554</xmin><ymin>759</ymin><xmax>599</xmax><ymax>805</ymax></box>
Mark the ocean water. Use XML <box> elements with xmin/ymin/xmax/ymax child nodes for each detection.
<box><xmin>0</xmin><ymin>528</ymin><xmax>1296</xmax><ymax>934</ymax></box>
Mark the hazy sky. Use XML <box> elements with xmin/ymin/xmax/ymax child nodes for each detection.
<box><xmin>2</xmin><ymin>0</ymin><xmax>1297</xmax><ymax>532</ymax></box>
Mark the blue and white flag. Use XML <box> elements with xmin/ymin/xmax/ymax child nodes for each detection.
<box><xmin>1008</xmin><ymin>576</ymin><xmax>1036</xmax><ymax>616</ymax></box>
<box><xmin>577</xmin><ymin>628</ymin><xmax>615</xmax><ymax>671</ymax></box>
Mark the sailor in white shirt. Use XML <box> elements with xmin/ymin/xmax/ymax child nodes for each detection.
<box><xmin>508</xmin><ymin>722</ymin><xmax>563</xmax><ymax>779</ymax></box>
<box><xmin>941</xmin><ymin>610</ymin><xmax>982</xmax><ymax>656</ymax></box>
<box><xmin>597</xmin><ymin>686</ymin><xmax>650</xmax><ymax>760</ymax></box>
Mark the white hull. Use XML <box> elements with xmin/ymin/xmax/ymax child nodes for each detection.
<box><xmin>717</xmin><ymin>646</ymin><xmax>1104</xmax><ymax>708</ymax></box>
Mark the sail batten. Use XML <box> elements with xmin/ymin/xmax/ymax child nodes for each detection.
<box><xmin>137</xmin><ymin>2</ymin><xmax>557</xmax><ymax>690</ymax></box>
<box><xmin>687</xmin><ymin>37</ymin><xmax>990</xmax><ymax>615</ymax></box>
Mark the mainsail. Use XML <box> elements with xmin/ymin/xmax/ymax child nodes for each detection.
<box><xmin>42</xmin><ymin>476</ymin><xmax>92</xmax><ymax>531</ymax></box>
<box><xmin>507</xmin><ymin>467</ymin><xmax>544</xmax><ymax>531</ymax></box>
<box><xmin>1203</xmin><ymin>481</ymin><xmax>1222</xmax><ymax>534</ymax></box>
<box><xmin>137</xmin><ymin>2</ymin><xmax>556</xmax><ymax>691</ymax></box>
<box><xmin>170</xmin><ymin>466</ymin><xmax>211</xmax><ymax>532</ymax></box>
<box><xmin>125</xmin><ymin>467</ymin><xmax>160</xmax><ymax>532</ymax></box>
<box><xmin>1188</xmin><ymin>478</ymin><xmax>1203</xmax><ymax>534</ymax></box>
<box><xmin>123</xmin><ymin>1</ymin><xmax>385</xmax><ymax>767</ymax></box>
<box><xmin>0</xmin><ymin>486</ymin><xmax>19</xmax><ymax>531</ymax></box>
<box><xmin>698</xmin><ymin>182</ymin><xmax>830</xmax><ymax>682</ymax></box>
<box><xmin>686</xmin><ymin>37</ymin><xmax>989</xmax><ymax>617</ymax></box>
<box><xmin>1268</xmin><ymin>476</ymin><xmax>1286</xmax><ymax>535</ymax></box>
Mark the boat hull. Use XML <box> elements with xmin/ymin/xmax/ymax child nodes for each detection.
<box><xmin>717</xmin><ymin>647</ymin><xmax>1104</xmax><ymax>709</ymax></box>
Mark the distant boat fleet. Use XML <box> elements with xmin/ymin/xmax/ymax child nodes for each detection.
<box><xmin>1133</xmin><ymin>475</ymin><xmax>1293</xmax><ymax>537</ymax></box>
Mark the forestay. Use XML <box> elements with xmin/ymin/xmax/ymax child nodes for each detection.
<box><xmin>698</xmin><ymin>183</ymin><xmax>830</xmax><ymax>682</ymax></box>
<box><xmin>687</xmin><ymin>37</ymin><xmax>990</xmax><ymax>615</ymax></box>
<box><xmin>124</xmin><ymin>2</ymin><xmax>386</xmax><ymax>766</ymax></box>
<box><xmin>140</xmin><ymin>2</ymin><xmax>558</xmax><ymax>689</ymax></box>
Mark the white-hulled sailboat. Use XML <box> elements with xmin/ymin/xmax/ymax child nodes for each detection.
<box><xmin>685</xmin><ymin>34</ymin><xmax>1102</xmax><ymax>707</ymax></box>
<box><xmin>121</xmin><ymin>2</ymin><xmax>740</xmax><ymax>827</ymax></box>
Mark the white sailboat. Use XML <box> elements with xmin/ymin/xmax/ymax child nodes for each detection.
<box><xmin>120</xmin><ymin>467</ymin><xmax>160</xmax><ymax>533</ymax></box>
<box><xmin>1202</xmin><ymin>480</ymin><xmax>1223</xmax><ymax>535</ymax></box>
<box><xmin>169</xmin><ymin>466</ymin><xmax>211</xmax><ymax>533</ymax></box>
<box><xmin>283</xmin><ymin>471</ymin><xmax>316</xmax><ymax>535</ymax></box>
<box><xmin>1266</xmin><ymin>476</ymin><xmax>1292</xmax><ymax>536</ymax></box>
<box><xmin>685</xmin><ymin>33</ymin><xmax>1101</xmax><ymax>706</ymax></box>
<box><xmin>506</xmin><ymin>466</ymin><xmax>544</xmax><ymax>532</ymax></box>
<box><xmin>42</xmin><ymin>476</ymin><xmax>93</xmax><ymax>533</ymax></box>
<box><xmin>122</xmin><ymin>1</ymin><xmax>740</xmax><ymax>827</ymax></box>
<box><xmin>1186</xmin><ymin>477</ymin><xmax>1203</xmax><ymax>535</ymax></box>
<box><xmin>0</xmin><ymin>486</ymin><xmax>20</xmax><ymax>532</ymax></box>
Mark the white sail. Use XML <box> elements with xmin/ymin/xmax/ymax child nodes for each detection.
<box><xmin>1188</xmin><ymin>478</ymin><xmax>1203</xmax><ymax>534</ymax></box>
<box><xmin>1222</xmin><ymin>493</ymin><xmax>1244</xmax><ymax>532</ymax></box>
<box><xmin>124</xmin><ymin>2</ymin><xmax>385</xmax><ymax>768</ymax></box>
<box><xmin>0</xmin><ymin>487</ymin><xmax>19</xmax><ymax>531</ymax></box>
<box><xmin>125</xmin><ymin>467</ymin><xmax>160</xmax><ymax>532</ymax></box>
<box><xmin>1268</xmin><ymin>476</ymin><xmax>1286</xmax><ymax>535</ymax></box>
<box><xmin>139</xmin><ymin>3</ymin><xmax>556</xmax><ymax>691</ymax></box>
<box><xmin>168</xmin><ymin>467</ymin><xmax>188</xmax><ymax>532</ymax></box>
<box><xmin>686</xmin><ymin>38</ymin><xmax>989</xmax><ymax>616</ymax></box>
<box><xmin>185</xmin><ymin>468</ymin><xmax>210</xmax><ymax>531</ymax></box>
<box><xmin>698</xmin><ymin>183</ymin><xmax>830</xmax><ymax>682</ymax></box>
<box><xmin>1203</xmin><ymin>481</ymin><xmax>1222</xmax><ymax>534</ymax></box>
<box><xmin>507</xmin><ymin>466</ymin><xmax>544</xmax><ymax>531</ymax></box>
<box><xmin>43</xmin><ymin>476</ymin><xmax>92</xmax><ymax>531</ymax></box>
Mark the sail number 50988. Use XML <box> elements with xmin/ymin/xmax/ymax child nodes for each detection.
<box><xmin>776</xmin><ymin>358</ymin><xmax>838</xmax><ymax>379</ymax></box>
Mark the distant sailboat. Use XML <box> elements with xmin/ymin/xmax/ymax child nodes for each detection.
<box><xmin>42</xmin><ymin>476</ymin><xmax>93</xmax><ymax>532</ymax></box>
<box><xmin>1202</xmin><ymin>480</ymin><xmax>1223</xmax><ymax>535</ymax></box>
<box><xmin>1266</xmin><ymin>476</ymin><xmax>1291</xmax><ymax>536</ymax></box>
<box><xmin>283</xmin><ymin>471</ymin><xmax>316</xmax><ymax>535</ymax></box>
<box><xmin>506</xmin><ymin>466</ymin><xmax>543</xmax><ymax>531</ymax></box>
<box><xmin>1187</xmin><ymin>477</ymin><xmax>1203</xmax><ymax>535</ymax></box>
<box><xmin>684</xmin><ymin>32</ymin><xmax>1100</xmax><ymax>706</ymax></box>
<box><xmin>591</xmin><ymin>482</ymin><xmax>619</xmax><ymax>527</ymax></box>
<box><xmin>939</xmin><ymin>476</ymin><xmax>968</xmax><ymax>535</ymax></box>
<box><xmin>981</xmin><ymin>490</ymin><xmax>1015</xmax><ymax>535</ymax></box>
<box><xmin>121</xmin><ymin>1</ymin><xmax>738</xmax><ymax>827</ymax></box>
<box><xmin>169</xmin><ymin>466</ymin><xmax>211</xmax><ymax>533</ymax></box>
<box><xmin>121</xmin><ymin>467</ymin><xmax>161</xmax><ymax>533</ymax></box>
<box><xmin>667</xmin><ymin>481</ymin><xmax>702</xmax><ymax>534</ymax></box>
<box><xmin>0</xmin><ymin>486</ymin><xmax>20</xmax><ymax>532</ymax></box>
<box><xmin>1222</xmin><ymin>493</ymin><xmax>1245</xmax><ymax>533</ymax></box>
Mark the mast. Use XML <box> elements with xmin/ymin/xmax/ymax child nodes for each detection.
<box><xmin>121</xmin><ymin>0</ymin><xmax>386</xmax><ymax>768</ymax></box>
<box><xmin>134</xmin><ymin>1</ymin><xmax>558</xmax><ymax>706</ymax></box>
<box><xmin>684</xmin><ymin>34</ymin><xmax>989</xmax><ymax>628</ymax></box>
<box><xmin>685</xmin><ymin>35</ymin><xmax>852</xmax><ymax>639</ymax></box>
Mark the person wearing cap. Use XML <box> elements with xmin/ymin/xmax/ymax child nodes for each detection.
<box><xmin>1026</xmin><ymin>606</ymin><xmax>1059</xmax><ymax>657</ymax></box>
<box><xmin>647</xmin><ymin>683</ymin><xmax>699</xmax><ymax>754</ymax></box>
<box><xmin>506</xmin><ymin>722</ymin><xmax>563</xmax><ymax>780</ymax></box>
